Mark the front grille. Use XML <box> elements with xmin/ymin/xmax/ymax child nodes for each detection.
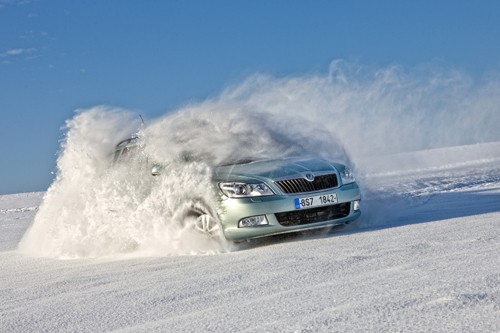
<box><xmin>275</xmin><ymin>174</ymin><xmax>338</xmax><ymax>194</ymax></box>
<box><xmin>275</xmin><ymin>203</ymin><xmax>350</xmax><ymax>227</ymax></box>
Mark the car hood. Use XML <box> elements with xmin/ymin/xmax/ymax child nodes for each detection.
<box><xmin>214</xmin><ymin>157</ymin><xmax>343</xmax><ymax>182</ymax></box>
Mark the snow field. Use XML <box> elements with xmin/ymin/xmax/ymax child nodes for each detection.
<box><xmin>1</xmin><ymin>151</ymin><xmax>499</xmax><ymax>331</ymax></box>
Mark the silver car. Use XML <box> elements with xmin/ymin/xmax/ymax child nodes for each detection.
<box><xmin>114</xmin><ymin>137</ymin><xmax>361</xmax><ymax>242</ymax></box>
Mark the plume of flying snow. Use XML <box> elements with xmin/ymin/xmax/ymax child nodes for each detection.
<box><xmin>18</xmin><ymin>61</ymin><xmax>500</xmax><ymax>258</ymax></box>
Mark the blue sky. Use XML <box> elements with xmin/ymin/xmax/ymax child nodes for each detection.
<box><xmin>1</xmin><ymin>0</ymin><xmax>500</xmax><ymax>194</ymax></box>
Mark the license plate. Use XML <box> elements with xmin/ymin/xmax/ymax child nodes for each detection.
<box><xmin>294</xmin><ymin>193</ymin><xmax>338</xmax><ymax>209</ymax></box>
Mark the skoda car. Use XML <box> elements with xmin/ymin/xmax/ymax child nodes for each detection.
<box><xmin>114</xmin><ymin>137</ymin><xmax>361</xmax><ymax>242</ymax></box>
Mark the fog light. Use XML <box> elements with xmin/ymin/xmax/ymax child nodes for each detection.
<box><xmin>238</xmin><ymin>215</ymin><xmax>268</xmax><ymax>228</ymax></box>
<box><xmin>353</xmin><ymin>200</ymin><xmax>360</xmax><ymax>211</ymax></box>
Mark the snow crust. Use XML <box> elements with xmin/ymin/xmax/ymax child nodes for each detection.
<box><xmin>1</xmin><ymin>142</ymin><xmax>499</xmax><ymax>332</ymax></box>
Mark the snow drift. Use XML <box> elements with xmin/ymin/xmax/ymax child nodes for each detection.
<box><xmin>18</xmin><ymin>61</ymin><xmax>500</xmax><ymax>258</ymax></box>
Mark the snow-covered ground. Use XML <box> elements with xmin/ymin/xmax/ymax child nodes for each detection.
<box><xmin>1</xmin><ymin>142</ymin><xmax>499</xmax><ymax>332</ymax></box>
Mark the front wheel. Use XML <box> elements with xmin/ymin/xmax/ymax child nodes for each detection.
<box><xmin>191</xmin><ymin>211</ymin><xmax>220</xmax><ymax>236</ymax></box>
<box><xmin>177</xmin><ymin>200</ymin><xmax>230</xmax><ymax>253</ymax></box>
<box><xmin>183</xmin><ymin>200</ymin><xmax>223</xmax><ymax>239</ymax></box>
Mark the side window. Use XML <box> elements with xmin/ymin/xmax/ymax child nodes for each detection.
<box><xmin>121</xmin><ymin>146</ymin><xmax>137</xmax><ymax>158</ymax></box>
<box><xmin>112</xmin><ymin>137</ymin><xmax>144</xmax><ymax>166</ymax></box>
<box><xmin>114</xmin><ymin>147</ymin><xmax>137</xmax><ymax>163</ymax></box>
<box><xmin>113</xmin><ymin>149</ymin><xmax>123</xmax><ymax>163</ymax></box>
<box><xmin>113</xmin><ymin>143</ymin><xmax>139</xmax><ymax>164</ymax></box>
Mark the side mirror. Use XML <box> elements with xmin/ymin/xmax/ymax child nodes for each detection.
<box><xmin>151</xmin><ymin>164</ymin><xmax>163</xmax><ymax>176</ymax></box>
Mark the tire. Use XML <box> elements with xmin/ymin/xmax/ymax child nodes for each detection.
<box><xmin>183</xmin><ymin>200</ymin><xmax>222</xmax><ymax>238</ymax></box>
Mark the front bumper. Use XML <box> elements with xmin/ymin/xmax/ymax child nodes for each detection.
<box><xmin>217</xmin><ymin>183</ymin><xmax>361</xmax><ymax>241</ymax></box>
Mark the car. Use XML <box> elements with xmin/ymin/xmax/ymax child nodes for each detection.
<box><xmin>113</xmin><ymin>137</ymin><xmax>361</xmax><ymax>242</ymax></box>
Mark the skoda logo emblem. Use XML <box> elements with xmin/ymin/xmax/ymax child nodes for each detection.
<box><xmin>305</xmin><ymin>173</ymin><xmax>315</xmax><ymax>182</ymax></box>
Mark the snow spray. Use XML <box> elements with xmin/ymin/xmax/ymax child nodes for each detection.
<box><xmin>19</xmin><ymin>60</ymin><xmax>500</xmax><ymax>258</ymax></box>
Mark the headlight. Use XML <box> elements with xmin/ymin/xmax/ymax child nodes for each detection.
<box><xmin>219</xmin><ymin>182</ymin><xmax>274</xmax><ymax>198</ymax></box>
<box><xmin>340</xmin><ymin>167</ymin><xmax>356</xmax><ymax>185</ymax></box>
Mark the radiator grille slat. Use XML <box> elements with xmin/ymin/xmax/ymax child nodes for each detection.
<box><xmin>275</xmin><ymin>174</ymin><xmax>338</xmax><ymax>194</ymax></box>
